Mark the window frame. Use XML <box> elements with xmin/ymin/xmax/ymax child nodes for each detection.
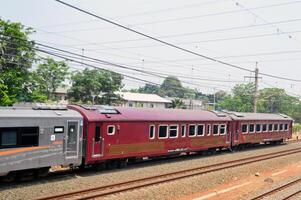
<box><xmin>158</xmin><ymin>124</ymin><xmax>168</xmax><ymax>139</ymax></box>
<box><xmin>169</xmin><ymin>124</ymin><xmax>179</xmax><ymax>138</ymax></box>
<box><xmin>249</xmin><ymin>124</ymin><xmax>255</xmax><ymax>133</ymax></box>
<box><xmin>188</xmin><ymin>124</ymin><xmax>196</xmax><ymax>137</ymax></box>
<box><xmin>279</xmin><ymin>124</ymin><xmax>284</xmax><ymax>131</ymax></box>
<box><xmin>268</xmin><ymin>124</ymin><xmax>273</xmax><ymax>132</ymax></box>
<box><xmin>196</xmin><ymin>124</ymin><xmax>205</xmax><ymax>137</ymax></box>
<box><xmin>219</xmin><ymin>124</ymin><xmax>227</xmax><ymax>135</ymax></box>
<box><xmin>285</xmin><ymin>124</ymin><xmax>289</xmax><ymax>131</ymax></box>
<box><xmin>107</xmin><ymin>125</ymin><xmax>116</xmax><ymax>136</ymax></box>
<box><xmin>274</xmin><ymin>124</ymin><xmax>279</xmax><ymax>132</ymax></box>
<box><xmin>149</xmin><ymin>125</ymin><xmax>155</xmax><ymax>139</ymax></box>
<box><xmin>262</xmin><ymin>124</ymin><xmax>268</xmax><ymax>132</ymax></box>
<box><xmin>206</xmin><ymin>124</ymin><xmax>211</xmax><ymax>136</ymax></box>
<box><xmin>256</xmin><ymin>124</ymin><xmax>262</xmax><ymax>133</ymax></box>
<box><xmin>95</xmin><ymin>125</ymin><xmax>101</xmax><ymax>142</ymax></box>
<box><xmin>241</xmin><ymin>124</ymin><xmax>248</xmax><ymax>134</ymax></box>
<box><xmin>181</xmin><ymin>125</ymin><xmax>186</xmax><ymax>137</ymax></box>
<box><xmin>213</xmin><ymin>124</ymin><xmax>219</xmax><ymax>136</ymax></box>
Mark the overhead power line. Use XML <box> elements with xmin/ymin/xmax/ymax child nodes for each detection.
<box><xmin>54</xmin><ymin>0</ymin><xmax>253</xmax><ymax>73</ymax></box>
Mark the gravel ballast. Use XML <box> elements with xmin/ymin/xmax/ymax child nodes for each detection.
<box><xmin>0</xmin><ymin>142</ymin><xmax>300</xmax><ymax>200</ymax></box>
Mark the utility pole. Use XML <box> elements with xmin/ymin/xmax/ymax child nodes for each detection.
<box><xmin>254</xmin><ymin>63</ymin><xmax>259</xmax><ymax>113</ymax></box>
<box><xmin>244</xmin><ymin>62</ymin><xmax>261</xmax><ymax>113</ymax></box>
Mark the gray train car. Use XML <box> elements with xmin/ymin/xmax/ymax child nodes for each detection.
<box><xmin>0</xmin><ymin>104</ymin><xmax>83</xmax><ymax>181</ymax></box>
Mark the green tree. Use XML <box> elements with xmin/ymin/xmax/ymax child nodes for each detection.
<box><xmin>0</xmin><ymin>19</ymin><xmax>36</xmax><ymax>105</ymax></box>
<box><xmin>171</xmin><ymin>98</ymin><xmax>185</xmax><ymax>109</ymax></box>
<box><xmin>218</xmin><ymin>83</ymin><xmax>255</xmax><ymax>112</ymax></box>
<box><xmin>33</xmin><ymin>58</ymin><xmax>69</xmax><ymax>100</ymax></box>
<box><xmin>160</xmin><ymin>76</ymin><xmax>184</xmax><ymax>98</ymax></box>
<box><xmin>137</xmin><ymin>84</ymin><xmax>161</xmax><ymax>94</ymax></box>
<box><xmin>68</xmin><ymin>68</ymin><xmax>123</xmax><ymax>105</ymax></box>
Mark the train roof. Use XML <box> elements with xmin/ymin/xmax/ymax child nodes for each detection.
<box><xmin>225</xmin><ymin>111</ymin><xmax>293</xmax><ymax>121</ymax></box>
<box><xmin>0</xmin><ymin>105</ymin><xmax>82</xmax><ymax>118</ymax></box>
<box><xmin>68</xmin><ymin>105</ymin><xmax>232</xmax><ymax>122</ymax></box>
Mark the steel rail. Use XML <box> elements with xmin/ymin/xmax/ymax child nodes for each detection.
<box><xmin>36</xmin><ymin>147</ymin><xmax>301</xmax><ymax>200</ymax></box>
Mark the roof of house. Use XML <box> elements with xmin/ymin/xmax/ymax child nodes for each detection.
<box><xmin>118</xmin><ymin>92</ymin><xmax>171</xmax><ymax>103</ymax></box>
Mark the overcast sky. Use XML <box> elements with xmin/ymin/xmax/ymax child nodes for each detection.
<box><xmin>1</xmin><ymin>0</ymin><xmax>301</xmax><ymax>96</ymax></box>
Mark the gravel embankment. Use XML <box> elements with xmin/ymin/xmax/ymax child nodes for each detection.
<box><xmin>0</xmin><ymin>142</ymin><xmax>300</xmax><ymax>200</ymax></box>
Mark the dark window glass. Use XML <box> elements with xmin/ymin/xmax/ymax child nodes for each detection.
<box><xmin>95</xmin><ymin>125</ymin><xmax>101</xmax><ymax>142</ymax></box>
<box><xmin>268</xmin><ymin>124</ymin><xmax>273</xmax><ymax>131</ymax></box>
<box><xmin>149</xmin><ymin>125</ymin><xmax>155</xmax><ymax>139</ymax></box>
<box><xmin>189</xmin><ymin>125</ymin><xmax>196</xmax><ymax>136</ymax></box>
<box><xmin>169</xmin><ymin>125</ymin><xmax>178</xmax><ymax>138</ymax></box>
<box><xmin>249</xmin><ymin>124</ymin><xmax>255</xmax><ymax>133</ymax></box>
<box><xmin>181</xmin><ymin>125</ymin><xmax>186</xmax><ymax>137</ymax></box>
<box><xmin>220</xmin><ymin>125</ymin><xmax>226</xmax><ymax>135</ymax></box>
<box><xmin>262</xmin><ymin>124</ymin><xmax>267</xmax><ymax>132</ymax></box>
<box><xmin>107</xmin><ymin>126</ymin><xmax>115</xmax><ymax>135</ymax></box>
<box><xmin>213</xmin><ymin>125</ymin><xmax>219</xmax><ymax>135</ymax></box>
<box><xmin>280</xmin><ymin>124</ymin><xmax>284</xmax><ymax>131</ymax></box>
<box><xmin>285</xmin><ymin>124</ymin><xmax>288</xmax><ymax>130</ymax></box>
<box><xmin>159</xmin><ymin>126</ymin><xmax>168</xmax><ymax>138</ymax></box>
<box><xmin>242</xmin><ymin>124</ymin><xmax>248</xmax><ymax>133</ymax></box>
<box><xmin>274</xmin><ymin>124</ymin><xmax>279</xmax><ymax>131</ymax></box>
<box><xmin>256</xmin><ymin>124</ymin><xmax>261</xmax><ymax>132</ymax></box>
<box><xmin>197</xmin><ymin>125</ymin><xmax>204</xmax><ymax>136</ymax></box>
<box><xmin>207</xmin><ymin>125</ymin><xmax>211</xmax><ymax>136</ymax></box>
<box><xmin>0</xmin><ymin>127</ymin><xmax>39</xmax><ymax>149</ymax></box>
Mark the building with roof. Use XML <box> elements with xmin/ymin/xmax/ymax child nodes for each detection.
<box><xmin>117</xmin><ymin>92</ymin><xmax>171</xmax><ymax>109</ymax></box>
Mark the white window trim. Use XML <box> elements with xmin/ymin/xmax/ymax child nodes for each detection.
<box><xmin>197</xmin><ymin>124</ymin><xmax>205</xmax><ymax>136</ymax></box>
<box><xmin>249</xmin><ymin>124</ymin><xmax>255</xmax><ymax>133</ymax></box>
<box><xmin>207</xmin><ymin>124</ymin><xmax>211</xmax><ymax>136</ymax></box>
<box><xmin>107</xmin><ymin>125</ymin><xmax>115</xmax><ymax>135</ymax></box>
<box><xmin>169</xmin><ymin>124</ymin><xmax>179</xmax><ymax>138</ymax></box>
<box><xmin>274</xmin><ymin>124</ymin><xmax>279</xmax><ymax>132</ymax></box>
<box><xmin>256</xmin><ymin>124</ymin><xmax>262</xmax><ymax>133</ymax></box>
<box><xmin>280</xmin><ymin>124</ymin><xmax>284</xmax><ymax>131</ymax></box>
<box><xmin>219</xmin><ymin>124</ymin><xmax>227</xmax><ymax>135</ymax></box>
<box><xmin>285</xmin><ymin>123</ymin><xmax>289</xmax><ymax>131</ymax></box>
<box><xmin>262</xmin><ymin>124</ymin><xmax>268</xmax><ymax>132</ymax></box>
<box><xmin>212</xmin><ymin>124</ymin><xmax>219</xmax><ymax>136</ymax></box>
<box><xmin>188</xmin><ymin>124</ymin><xmax>197</xmax><ymax>137</ymax></box>
<box><xmin>181</xmin><ymin>125</ymin><xmax>186</xmax><ymax>137</ymax></box>
<box><xmin>241</xmin><ymin>124</ymin><xmax>248</xmax><ymax>134</ymax></box>
<box><xmin>158</xmin><ymin>124</ymin><xmax>168</xmax><ymax>139</ymax></box>
<box><xmin>268</xmin><ymin>124</ymin><xmax>274</xmax><ymax>132</ymax></box>
<box><xmin>149</xmin><ymin>125</ymin><xmax>155</xmax><ymax>139</ymax></box>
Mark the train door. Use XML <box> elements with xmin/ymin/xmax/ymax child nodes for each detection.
<box><xmin>66</xmin><ymin>121</ymin><xmax>79</xmax><ymax>158</ymax></box>
<box><xmin>226</xmin><ymin>122</ymin><xmax>231</xmax><ymax>143</ymax></box>
<box><xmin>92</xmin><ymin>124</ymin><xmax>103</xmax><ymax>158</ymax></box>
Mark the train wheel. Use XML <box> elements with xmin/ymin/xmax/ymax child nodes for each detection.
<box><xmin>1</xmin><ymin>172</ymin><xmax>16</xmax><ymax>183</ymax></box>
<box><xmin>18</xmin><ymin>170</ymin><xmax>35</xmax><ymax>181</ymax></box>
<box><xmin>117</xmin><ymin>159</ymin><xmax>128</xmax><ymax>168</ymax></box>
<box><xmin>36</xmin><ymin>167</ymin><xmax>50</xmax><ymax>178</ymax></box>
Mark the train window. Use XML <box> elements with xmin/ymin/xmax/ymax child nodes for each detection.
<box><xmin>274</xmin><ymin>124</ymin><xmax>279</xmax><ymax>131</ymax></box>
<box><xmin>197</xmin><ymin>124</ymin><xmax>205</xmax><ymax>136</ymax></box>
<box><xmin>188</xmin><ymin>125</ymin><xmax>196</xmax><ymax>137</ymax></box>
<box><xmin>107</xmin><ymin>125</ymin><xmax>115</xmax><ymax>135</ymax></box>
<box><xmin>149</xmin><ymin>125</ymin><xmax>155</xmax><ymax>139</ymax></box>
<box><xmin>285</xmin><ymin>124</ymin><xmax>289</xmax><ymax>131</ymax></box>
<box><xmin>181</xmin><ymin>125</ymin><xmax>186</xmax><ymax>137</ymax></box>
<box><xmin>213</xmin><ymin>125</ymin><xmax>219</xmax><ymax>135</ymax></box>
<box><xmin>262</xmin><ymin>124</ymin><xmax>267</xmax><ymax>132</ymax></box>
<box><xmin>249</xmin><ymin>124</ymin><xmax>255</xmax><ymax>133</ymax></box>
<box><xmin>220</xmin><ymin>124</ymin><xmax>227</xmax><ymax>135</ymax></box>
<box><xmin>256</xmin><ymin>124</ymin><xmax>262</xmax><ymax>132</ymax></box>
<box><xmin>280</xmin><ymin>124</ymin><xmax>284</xmax><ymax>131</ymax></box>
<box><xmin>158</xmin><ymin>125</ymin><xmax>168</xmax><ymax>139</ymax></box>
<box><xmin>169</xmin><ymin>125</ymin><xmax>178</xmax><ymax>138</ymax></box>
<box><xmin>242</xmin><ymin>124</ymin><xmax>248</xmax><ymax>134</ymax></box>
<box><xmin>0</xmin><ymin>127</ymin><xmax>39</xmax><ymax>149</ymax></box>
<box><xmin>268</xmin><ymin>124</ymin><xmax>273</xmax><ymax>131</ymax></box>
<box><xmin>1</xmin><ymin>130</ymin><xmax>17</xmax><ymax>146</ymax></box>
<box><xmin>95</xmin><ymin>125</ymin><xmax>101</xmax><ymax>142</ymax></box>
<box><xmin>207</xmin><ymin>124</ymin><xmax>211</xmax><ymax>136</ymax></box>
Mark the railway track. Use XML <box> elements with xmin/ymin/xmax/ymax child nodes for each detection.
<box><xmin>251</xmin><ymin>178</ymin><xmax>301</xmax><ymax>200</ymax></box>
<box><xmin>36</xmin><ymin>147</ymin><xmax>301</xmax><ymax>200</ymax></box>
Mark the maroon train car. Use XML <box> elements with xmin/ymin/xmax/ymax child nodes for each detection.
<box><xmin>68</xmin><ymin>105</ymin><xmax>233</xmax><ymax>166</ymax></box>
<box><xmin>227</xmin><ymin>112</ymin><xmax>293</xmax><ymax>147</ymax></box>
